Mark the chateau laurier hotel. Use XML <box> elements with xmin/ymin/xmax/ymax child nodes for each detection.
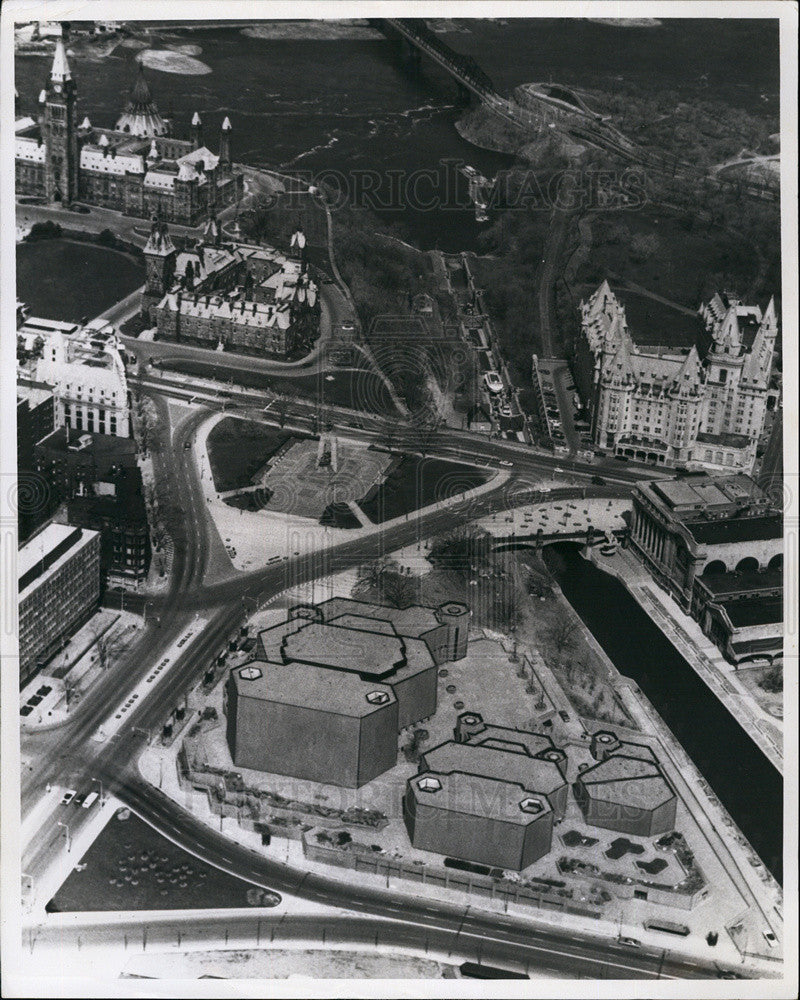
<box><xmin>579</xmin><ymin>281</ymin><xmax>779</xmax><ymax>474</ymax></box>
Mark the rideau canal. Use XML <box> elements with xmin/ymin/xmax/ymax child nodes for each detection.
<box><xmin>543</xmin><ymin>544</ymin><xmax>783</xmax><ymax>885</ymax></box>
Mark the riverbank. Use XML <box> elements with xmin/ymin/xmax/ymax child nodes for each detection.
<box><xmin>545</xmin><ymin>544</ymin><xmax>783</xmax><ymax>886</ymax></box>
<box><xmin>585</xmin><ymin>545</ymin><xmax>783</xmax><ymax>775</ymax></box>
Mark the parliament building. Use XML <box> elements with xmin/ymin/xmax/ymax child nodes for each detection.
<box><xmin>15</xmin><ymin>37</ymin><xmax>243</xmax><ymax>224</ymax></box>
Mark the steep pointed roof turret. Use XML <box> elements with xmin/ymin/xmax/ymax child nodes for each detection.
<box><xmin>115</xmin><ymin>62</ymin><xmax>168</xmax><ymax>138</ymax></box>
<box><xmin>221</xmin><ymin>115</ymin><xmax>232</xmax><ymax>131</ymax></box>
<box><xmin>131</xmin><ymin>62</ymin><xmax>153</xmax><ymax>108</ymax></box>
<box><xmin>50</xmin><ymin>37</ymin><xmax>72</xmax><ymax>84</ymax></box>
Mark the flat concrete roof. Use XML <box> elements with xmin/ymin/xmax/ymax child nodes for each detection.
<box><xmin>467</xmin><ymin>724</ymin><xmax>555</xmax><ymax>758</ymax></box>
<box><xmin>280</xmin><ymin>622</ymin><xmax>407</xmax><ymax>678</ymax></box>
<box><xmin>422</xmin><ymin>740</ymin><xmax>566</xmax><ymax>796</ymax></box>
<box><xmin>232</xmin><ymin>660</ymin><xmax>395</xmax><ymax>718</ymax></box>
<box><xmin>409</xmin><ymin>771</ymin><xmax>552</xmax><ymax>825</ymax></box>
<box><xmin>318</xmin><ymin>597</ymin><xmax>443</xmax><ymax>639</ymax></box>
<box><xmin>578</xmin><ymin>745</ymin><xmax>675</xmax><ymax>811</ymax></box>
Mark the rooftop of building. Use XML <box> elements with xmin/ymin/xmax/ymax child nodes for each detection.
<box><xmin>697</xmin><ymin>567</ymin><xmax>783</xmax><ymax>598</ymax></box>
<box><xmin>280</xmin><ymin>622</ymin><xmax>407</xmax><ymax>679</ymax></box>
<box><xmin>231</xmin><ymin>659</ymin><xmax>396</xmax><ymax>718</ymax></box>
<box><xmin>258</xmin><ymin>615</ymin><xmax>435</xmax><ymax>684</ymax></box>
<box><xmin>18</xmin><ymin>522</ymin><xmax>99</xmax><ymax>599</ymax></box>
<box><xmin>462</xmin><ymin>719</ymin><xmax>556</xmax><ymax>758</ymax></box>
<box><xmin>577</xmin><ymin>743</ymin><xmax>675</xmax><ymax>811</ymax></box>
<box><xmin>317</xmin><ymin>597</ymin><xmax>446</xmax><ymax>640</ymax></box>
<box><xmin>35</xmin><ymin>427</ymin><xmax>137</xmax><ymax>469</ymax></box>
<box><xmin>722</xmin><ymin>597</ymin><xmax>784</xmax><ymax>629</ymax></box>
<box><xmin>17</xmin><ymin>378</ymin><xmax>53</xmax><ymax>409</ymax></box>
<box><xmin>408</xmin><ymin>771</ymin><xmax>552</xmax><ymax>826</ymax></box>
<box><xmin>688</xmin><ymin>514</ymin><xmax>782</xmax><ymax>546</ymax></box>
<box><xmin>421</xmin><ymin>739</ymin><xmax>566</xmax><ymax>797</ymax></box>
<box><xmin>648</xmin><ymin>474</ymin><xmax>773</xmax><ymax>513</ymax></box>
<box><xmin>695</xmin><ymin>430</ymin><xmax>751</xmax><ymax>449</ymax></box>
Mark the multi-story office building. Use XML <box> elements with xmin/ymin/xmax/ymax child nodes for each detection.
<box><xmin>23</xmin><ymin>320</ymin><xmax>131</xmax><ymax>438</ymax></box>
<box><xmin>18</xmin><ymin>523</ymin><xmax>101</xmax><ymax>685</ymax></box>
<box><xmin>17</xmin><ymin>378</ymin><xmax>56</xmax><ymax>540</ymax></box>
<box><xmin>577</xmin><ymin>282</ymin><xmax>779</xmax><ymax>472</ymax></box>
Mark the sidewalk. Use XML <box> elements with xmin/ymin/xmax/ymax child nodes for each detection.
<box><xmin>592</xmin><ymin>546</ymin><xmax>783</xmax><ymax>774</ymax></box>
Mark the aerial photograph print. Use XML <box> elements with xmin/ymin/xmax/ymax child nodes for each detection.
<box><xmin>0</xmin><ymin>1</ymin><xmax>796</xmax><ymax>996</ymax></box>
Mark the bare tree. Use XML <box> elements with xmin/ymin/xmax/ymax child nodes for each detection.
<box><xmin>380</xmin><ymin>570</ymin><xmax>417</xmax><ymax>610</ymax></box>
<box><xmin>548</xmin><ymin>617</ymin><xmax>577</xmax><ymax>656</ymax></box>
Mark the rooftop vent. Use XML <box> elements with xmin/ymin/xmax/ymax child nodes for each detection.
<box><xmin>417</xmin><ymin>776</ymin><xmax>442</xmax><ymax>793</ymax></box>
<box><xmin>239</xmin><ymin>666</ymin><xmax>263</xmax><ymax>681</ymax></box>
<box><xmin>365</xmin><ymin>691</ymin><xmax>390</xmax><ymax>705</ymax></box>
<box><xmin>519</xmin><ymin>796</ymin><xmax>545</xmax><ymax>815</ymax></box>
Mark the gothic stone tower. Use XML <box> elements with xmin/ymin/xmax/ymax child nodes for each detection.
<box><xmin>141</xmin><ymin>219</ymin><xmax>176</xmax><ymax>322</ymax></box>
<box><xmin>43</xmin><ymin>37</ymin><xmax>78</xmax><ymax>203</ymax></box>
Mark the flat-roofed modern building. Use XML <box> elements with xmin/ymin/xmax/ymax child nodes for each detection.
<box><xmin>403</xmin><ymin>716</ymin><xmax>568</xmax><ymax>870</ymax></box>
<box><xmin>18</xmin><ymin>522</ymin><xmax>101</xmax><ymax>685</ymax></box>
<box><xmin>630</xmin><ymin>474</ymin><xmax>783</xmax><ymax>663</ymax></box>
<box><xmin>224</xmin><ymin>660</ymin><xmax>397</xmax><ymax>787</ymax></box>
<box><xmin>404</xmin><ymin>770</ymin><xmax>553</xmax><ymax>872</ymax></box>
<box><xmin>574</xmin><ymin>731</ymin><xmax>677</xmax><ymax>838</ymax></box>
<box><xmin>314</xmin><ymin>596</ymin><xmax>471</xmax><ymax>665</ymax></box>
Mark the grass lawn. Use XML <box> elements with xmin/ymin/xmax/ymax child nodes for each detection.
<box><xmin>47</xmin><ymin>810</ymin><xmax>276</xmax><ymax>912</ymax></box>
<box><xmin>358</xmin><ymin>456</ymin><xmax>489</xmax><ymax>524</ymax></box>
<box><xmin>17</xmin><ymin>238</ymin><xmax>144</xmax><ymax>322</ymax></box>
<box><xmin>207</xmin><ymin>418</ymin><xmax>294</xmax><ymax>493</ymax></box>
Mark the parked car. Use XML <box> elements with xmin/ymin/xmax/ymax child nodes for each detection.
<box><xmin>618</xmin><ymin>937</ymin><xmax>641</xmax><ymax>949</ymax></box>
<box><xmin>60</xmin><ymin>790</ymin><xmax>77</xmax><ymax>805</ymax></box>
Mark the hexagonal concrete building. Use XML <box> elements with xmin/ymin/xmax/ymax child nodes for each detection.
<box><xmin>403</xmin><ymin>719</ymin><xmax>569</xmax><ymax>870</ymax></box>
<box><xmin>224</xmin><ymin>660</ymin><xmax>398</xmax><ymax>788</ymax></box>
<box><xmin>574</xmin><ymin>737</ymin><xmax>677</xmax><ymax>837</ymax></box>
<box><xmin>403</xmin><ymin>770</ymin><xmax>554</xmax><ymax>872</ymax></box>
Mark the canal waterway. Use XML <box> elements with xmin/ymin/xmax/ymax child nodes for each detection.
<box><xmin>543</xmin><ymin>543</ymin><xmax>783</xmax><ymax>884</ymax></box>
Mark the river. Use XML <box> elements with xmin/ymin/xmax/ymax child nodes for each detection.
<box><xmin>543</xmin><ymin>544</ymin><xmax>782</xmax><ymax>884</ymax></box>
<box><xmin>14</xmin><ymin>18</ymin><xmax>778</xmax><ymax>251</ymax></box>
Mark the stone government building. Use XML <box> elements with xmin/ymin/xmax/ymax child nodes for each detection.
<box><xmin>15</xmin><ymin>36</ymin><xmax>243</xmax><ymax>224</ymax></box>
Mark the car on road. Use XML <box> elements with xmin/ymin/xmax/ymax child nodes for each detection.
<box><xmin>484</xmin><ymin>371</ymin><xmax>504</xmax><ymax>394</ymax></box>
<box><xmin>618</xmin><ymin>937</ymin><xmax>641</xmax><ymax>948</ymax></box>
<box><xmin>82</xmin><ymin>791</ymin><xmax>100</xmax><ymax>810</ymax></box>
<box><xmin>61</xmin><ymin>790</ymin><xmax>77</xmax><ymax>805</ymax></box>
<box><xmin>763</xmin><ymin>930</ymin><xmax>778</xmax><ymax>948</ymax></box>
<box><xmin>499</xmin><ymin>459</ymin><xmax>513</xmax><ymax>467</ymax></box>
